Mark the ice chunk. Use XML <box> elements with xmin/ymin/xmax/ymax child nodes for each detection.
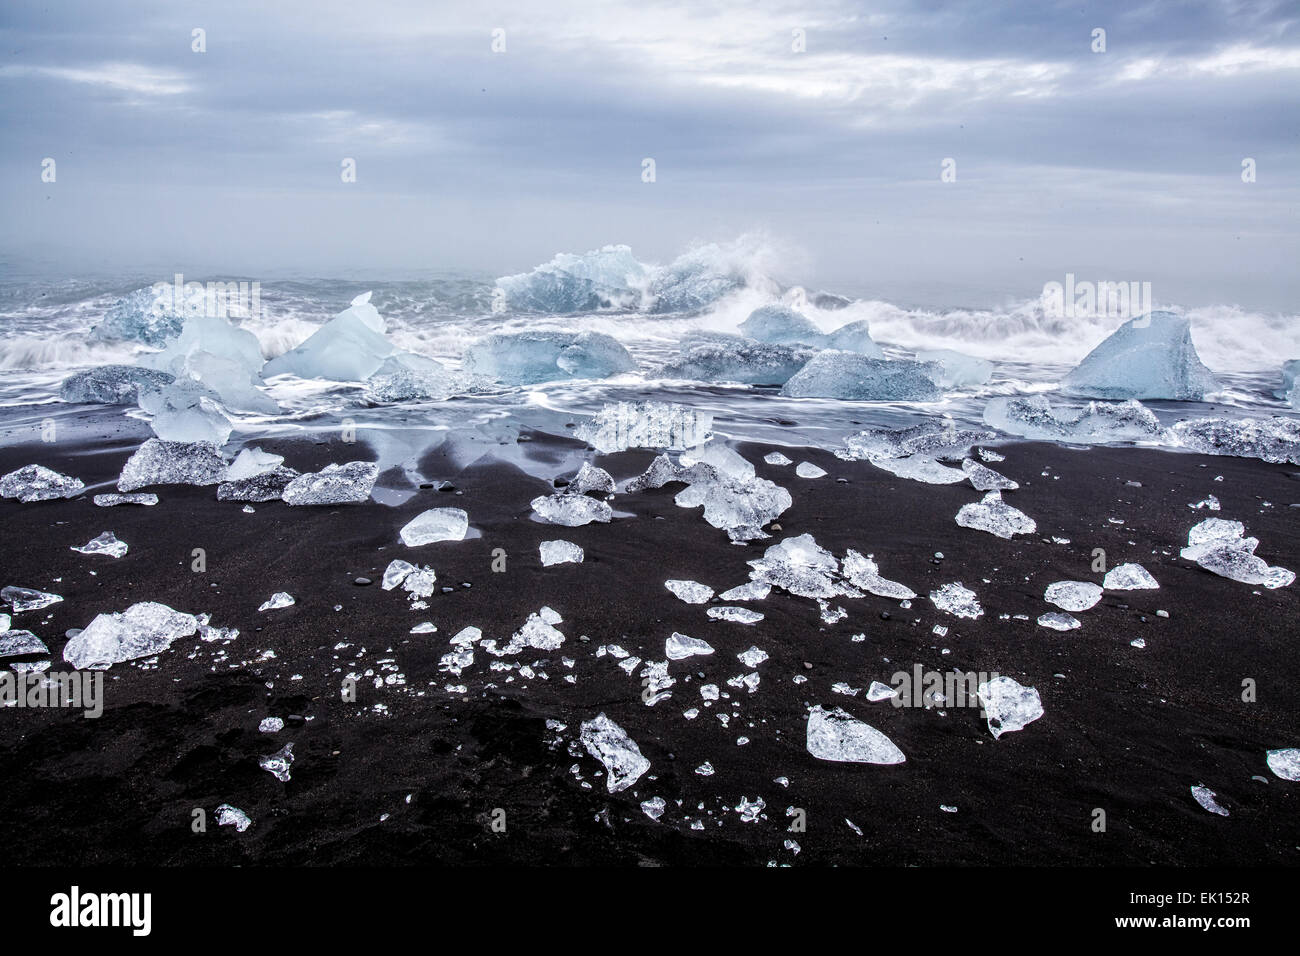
<box><xmin>71</xmin><ymin>532</ymin><xmax>128</xmax><ymax>558</ymax></box>
<box><xmin>1171</xmin><ymin>416</ymin><xmax>1300</xmax><ymax>465</ymax></box>
<box><xmin>719</xmin><ymin>581</ymin><xmax>770</xmax><ymax>601</ymax></box>
<box><xmin>62</xmin><ymin>601</ymin><xmax>198</xmax><ymax>670</ymax></box>
<box><xmin>567</xmin><ymin>462</ymin><xmax>615</xmax><ymax>495</ymax></box>
<box><xmin>400</xmin><ymin>508</ymin><xmax>469</xmax><ymax>546</ymax></box>
<box><xmin>117</xmin><ymin>439</ymin><xmax>227</xmax><ymax>492</ymax></box>
<box><xmin>665</xmin><ymin>580</ymin><xmax>714</xmax><ymax>604</ymax></box>
<box><xmin>955</xmin><ymin>491</ymin><xmax>1036</xmax><ymax>538</ymax></box>
<box><xmin>640</xmin><ymin>796</ymin><xmax>666</xmax><ymax>820</ymax></box>
<box><xmin>259</xmin><ymin>743</ymin><xmax>294</xmax><ymax>782</ymax></box>
<box><xmin>1265</xmin><ymin>748</ymin><xmax>1300</xmax><ymax>781</ymax></box>
<box><xmin>264</xmin><ymin>292</ymin><xmax>397</xmax><ymax>382</ymax></box>
<box><xmin>1044</xmin><ymin>581</ymin><xmax>1103</xmax><ymax>612</ymax></box>
<box><xmin>225</xmin><ymin>447</ymin><xmax>284</xmax><ymax>481</ymax></box>
<box><xmin>0</xmin><ymin>630</ymin><xmax>48</xmax><ymax>658</ymax></box>
<box><xmin>748</xmin><ymin>533</ymin><xmax>852</xmax><ymax>599</ymax></box>
<box><xmin>915</xmin><ymin>349</ymin><xmax>993</xmax><ymax>388</ymax></box>
<box><xmin>838</xmin><ymin>420</ymin><xmax>994</xmax><ymax>484</ymax></box>
<box><xmin>644</xmin><ymin>242</ymin><xmax>751</xmax><ymax>313</ymax></box>
<box><xmin>258</xmin><ymin>592</ymin><xmax>295</xmax><ymax>611</ymax></box>
<box><xmin>579</xmin><ymin>712</ymin><xmax>650</xmax><ymax>792</ymax></box>
<box><xmin>1190</xmin><ymin>785</ymin><xmax>1228</xmax><ymax>817</ymax></box>
<box><xmin>781</xmin><ymin>353</ymin><xmax>943</xmax><ymax>401</ymax></box>
<box><xmin>806</xmin><ymin>705</ymin><xmax>905</xmax><ymax>764</ymax></box>
<box><xmin>977</xmin><ymin>676</ymin><xmax>1044</xmax><ymax>739</ymax></box>
<box><xmin>1276</xmin><ymin>360</ymin><xmax>1299</xmax><ymax>407</ymax></box>
<box><xmin>824</xmin><ymin>320</ymin><xmax>884</xmax><ymax>357</ymax></box>
<box><xmin>1180</xmin><ymin>517</ymin><xmax>1294</xmax><ymax>588</ymax></box>
<box><xmin>680</xmin><ymin>442</ymin><xmax>755</xmax><ymax>481</ymax></box>
<box><xmin>135</xmin><ymin>377</ymin><xmax>234</xmax><ymax>445</ymax></box>
<box><xmin>984</xmin><ymin>395</ymin><xmax>1166</xmax><ymax>444</ymax></box>
<box><xmin>738</xmin><ymin>305</ymin><xmax>825</xmax><ymax>345</ymax></box>
<box><xmin>795</xmin><ymin>462</ymin><xmax>827</xmax><ymax>479</ymax></box>
<box><xmin>867</xmin><ymin>681</ymin><xmax>898</xmax><ymax>702</ymax></box>
<box><xmin>0</xmin><ymin>465</ymin><xmax>84</xmax><ymax>502</ymax></box>
<box><xmin>463</xmin><ymin>330</ymin><xmax>635</xmax><ymax>385</ymax></box>
<box><xmin>539</xmin><ymin>540</ymin><xmax>584</xmax><ymax>566</ymax></box>
<box><xmin>361</xmin><ymin>353</ymin><xmax>482</xmax><ymax>404</ymax></box>
<box><xmin>216</xmin><ymin>466</ymin><xmax>299</xmax><ymax>502</ymax></box>
<box><xmin>842</xmin><ymin>550</ymin><xmax>916</xmax><ymax>600</ymax></box>
<box><xmin>93</xmin><ymin>493</ymin><xmax>158</xmax><ymax>507</ymax></box>
<box><xmin>137</xmin><ymin>308</ymin><xmax>277</xmax><ymax>414</ymax></box>
<box><xmin>1189</xmin><ymin>495</ymin><xmax>1221</xmax><ymax>511</ymax></box>
<box><xmin>1103</xmin><ymin>563</ymin><xmax>1159</xmax><ymax>590</ymax></box>
<box><xmin>259</xmin><ymin>717</ymin><xmax>284</xmax><ymax>734</ymax></box>
<box><xmin>624</xmin><ymin>452</ymin><xmax>789</xmax><ymax>541</ymax></box>
<box><xmin>930</xmin><ymin>582</ymin><xmax>983</xmax><ymax>619</ymax></box>
<box><xmin>2</xmin><ymin>587</ymin><xmax>63</xmax><ymax>613</ymax></box>
<box><xmin>282</xmin><ymin>461</ymin><xmax>378</xmax><ymax>505</ymax></box>
<box><xmin>1062</xmin><ymin>312</ymin><xmax>1217</xmax><ymax>401</ymax></box>
<box><xmin>658</xmin><ymin>339</ymin><xmax>816</xmax><ymax>385</ymax></box>
<box><xmin>531</xmin><ymin>493</ymin><xmax>612</xmax><ymax>526</ymax></box>
<box><xmin>961</xmin><ymin>458</ymin><xmax>1018</xmax><ymax>491</ymax></box>
<box><xmin>60</xmin><ymin>365</ymin><xmax>175</xmax><ymax>405</ymax></box>
<box><xmin>738</xmin><ymin>646</ymin><xmax>768</xmax><ymax>667</ymax></box>
<box><xmin>89</xmin><ymin>286</ymin><xmax>189</xmax><ymax>347</ymax></box>
<box><xmin>764</xmin><ymin>452</ymin><xmax>793</xmax><ymax>466</ymax></box>
<box><xmin>665</xmin><ymin>632</ymin><xmax>715</xmax><ymax>660</ymax></box>
<box><xmin>708</xmin><ymin>607</ymin><xmax>764</xmax><ymax>624</ymax></box>
<box><xmin>495</xmin><ymin>245</ymin><xmax>648</xmax><ymax>312</ymax></box>
<box><xmin>577</xmin><ymin>401</ymin><xmax>713</xmax><ymax>452</ymax></box>
<box><xmin>216</xmin><ymin>805</ymin><xmax>253</xmax><ymax>832</ymax></box>
<box><xmin>1037</xmin><ymin>612</ymin><xmax>1081</xmax><ymax>631</ymax></box>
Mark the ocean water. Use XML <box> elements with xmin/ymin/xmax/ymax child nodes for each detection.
<box><xmin>1</xmin><ymin>241</ymin><xmax>1296</xmax><ymax>458</ymax></box>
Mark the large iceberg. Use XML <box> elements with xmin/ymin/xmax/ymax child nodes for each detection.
<box><xmin>1061</xmin><ymin>312</ymin><xmax>1218</xmax><ymax>401</ymax></box>
<box><xmin>984</xmin><ymin>395</ymin><xmax>1167</xmax><ymax>444</ymax></box>
<box><xmin>495</xmin><ymin>245</ymin><xmax>648</xmax><ymax>312</ymax></box>
<box><xmin>63</xmin><ymin>601</ymin><xmax>198</xmax><ymax>670</ymax></box>
<box><xmin>263</xmin><ymin>292</ymin><xmax>396</xmax><ymax>382</ymax></box>
<box><xmin>118</xmin><ymin>439</ymin><xmax>227</xmax><ymax>491</ymax></box>
<box><xmin>781</xmin><ymin>353</ymin><xmax>942</xmax><ymax>401</ymax></box>
<box><xmin>462</xmin><ymin>330</ymin><xmax>636</xmax><ymax>385</ymax></box>
<box><xmin>60</xmin><ymin>366</ymin><xmax>175</xmax><ymax>405</ymax></box>
<box><xmin>577</xmin><ymin>401</ymin><xmax>713</xmax><ymax>452</ymax></box>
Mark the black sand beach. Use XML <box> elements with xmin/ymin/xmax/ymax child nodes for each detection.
<box><xmin>1</xmin><ymin>418</ymin><xmax>1297</xmax><ymax>867</ymax></box>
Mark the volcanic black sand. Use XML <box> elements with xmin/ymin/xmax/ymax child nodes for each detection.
<box><xmin>1</xmin><ymin>419</ymin><xmax>1297</xmax><ymax>866</ymax></box>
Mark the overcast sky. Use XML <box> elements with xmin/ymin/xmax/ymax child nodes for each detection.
<box><xmin>1</xmin><ymin>0</ymin><xmax>1297</xmax><ymax>308</ymax></box>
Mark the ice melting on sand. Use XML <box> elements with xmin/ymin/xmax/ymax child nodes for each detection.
<box><xmin>400</xmin><ymin>507</ymin><xmax>470</xmax><ymax>546</ymax></box>
<box><xmin>1171</xmin><ymin>416</ymin><xmax>1300</xmax><ymax>465</ymax></box>
<box><xmin>665</xmin><ymin>580</ymin><xmax>714</xmax><ymax>604</ymax></box>
<box><xmin>216</xmin><ymin>805</ymin><xmax>253</xmax><ymax>832</ymax></box>
<box><xmin>1044</xmin><ymin>581</ymin><xmax>1103</xmax><ymax>612</ymax></box>
<box><xmin>961</xmin><ymin>458</ymin><xmax>1018</xmax><ymax>491</ymax></box>
<box><xmin>71</xmin><ymin>532</ymin><xmax>128</xmax><ymax>559</ymax></box>
<box><xmin>531</xmin><ymin>493</ymin><xmax>612</xmax><ymax>526</ymax></box>
<box><xmin>1062</xmin><ymin>312</ymin><xmax>1217</xmax><ymax>401</ymax></box>
<box><xmin>282</xmin><ymin>462</ymin><xmax>379</xmax><ymax>506</ymax></box>
<box><xmin>984</xmin><ymin>395</ymin><xmax>1166</xmax><ymax>444</ymax></box>
<box><xmin>1265</xmin><ymin>748</ymin><xmax>1300</xmax><ymax>781</ymax></box>
<box><xmin>118</xmin><ymin>439</ymin><xmax>227</xmax><ymax>492</ymax></box>
<box><xmin>1180</xmin><ymin>518</ymin><xmax>1294</xmax><ymax>588</ymax></box>
<box><xmin>781</xmin><ymin>353</ymin><xmax>942</xmax><ymax>402</ymax></box>
<box><xmin>539</xmin><ymin>540</ymin><xmax>584</xmax><ymax>566</ymax></box>
<box><xmin>577</xmin><ymin>401</ymin><xmax>714</xmax><ymax>453</ymax></box>
<box><xmin>1190</xmin><ymin>784</ymin><xmax>1229</xmax><ymax>817</ymax></box>
<box><xmin>748</xmin><ymin>534</ymin><xmax>854</xmax><ymax>599</ymax></box>
<box><xmin>708</xmin><ymin>606</ymin><xmax>764</xmax><ymax>624</ymax></box>
<box><xmin>842</xmin><ymin>549</ymin><xmax>916</xmax><ymax>601</ymax></box>
<box><xmin>955</xmin><ymin>491</ymin><xmax>1036</xmax><ymax>538</ymax></box>
<box><xmin>1103</xmin><ymin>563</ymin><xmax>1160</xmax><ymax>590</ymax></box>
<box><xmin>1037</xmin><ymin>612</ymin><xmax>1081</xmax><ymax>631</ymax></box>
<box><xmin>930</xmin><ymin>582</ymin><xmax>983</xmax><ymax>619</ymax></box>
<box><xmin>805</xmin><ymin>705</ymin><xmax>905</xmax><ymax>764</ymax></box>
<box><xmin>626</xmin><ymin>452</ymin><xmax>791</xmax><ymax>542</ymax></box>
<box><xmin>579</xmin><ymin>712</ymin><xmax>650</xmax><ymax>792</ymax></box>
<box><xmin>60</xmin><ymin>365</ymin><xmax>176</xmax><ymax>405</ymax></box>
<box><xmin>977</xmin><ymin>676</ymin><xmax>1044</xmax><ymax>739</ymax></box>
<box><xmin>665</xmin><ymin>632</ymin><xmax>715</xmax><ymax>660</ymax></box>
<box><xmin>463</xmin><ymin>330</ymin><xmax>636</xmax><ymax>385</ymax></box>
<box><xmin>0</xmin><ymin>465</ymin><xmax>84</xmax><ymax>502</ymax></box>
<box><xmin>567</xmin><ymin>462</ymin><xmax>616</xmax><ymax>495</ymax></box>
<box><xmin>0</xmin><ymin>630</ymin><xmax>48</xmax><ymax>658</ymax></box>
<box><xmin>93</xmin><ymin>493</ymin><xmax>158</xmax><ymax>507</ymax></box>
<box><xmin>62</xmin><ymin>601</ymin><xmax>198</xmax><ymax>670</ymax></box>
<box><xmin>259</xmin><ymin>743</ymin><xmax>295</xmax><ymax>782</ymax></box>
<box><xmin>2</xmin><ymin>586</ymin><xmax>63</xmax><ymax>613</ymax></box>
<box><xmin>837</xmin><ymin>420</ymin><xmax>994</xmax><ymax>485</ymax></box>
<box><xmin>258</xmin><ymin>592</ymin><xmax>296</xmax><ymax>611</ymax></box>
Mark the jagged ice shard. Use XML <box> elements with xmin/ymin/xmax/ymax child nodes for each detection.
<box><xmin>977</xmin><ymin>676</ymin><xmax>1044</xmax><ymax>739</ymax></box>
<box><xmin>806</xmin><ymin>705</ymin><xmax>906</xmax><ymax>764</ymax></box>
<box><xmin>1062</xmin><ymin>312</ymin><xmax>1218</xmax><ymax>401</ymax></box>
<box><xmin>264</xmin><ymin>292</ymin><xmax>397</xmax><ymax>382</ymax></box>
<box><xmin>955</xmin><ymin>491</ymin><xmax>1037</xmax><ymax>538</ymax></box>
<box><xmin>1</xmin><ymin>465</ymin><xmax>84</xmax><ymax>502</ymax></box>
<box><xmin>62</xmin><ymin>602</ymin><xmax>198</xmax><ymax>670</ymax></box>
<box><xmin>1180</xmin><ymin>518</ymin><xmax>1294</xmax><ymax>589</ymax></box>
<box><xmin>462</xmin><ymin>330</ymin><xmax>635</xmax><ymax>385</ymax></box>
<box><xmin>842</xmin><ymin>550</ymin><xmax>916</xmax><ymax>600</ymax></box>
<box><xmin>579</xmin><ymin>713</ymin><xmax>651</xmax><ymax>792</ymax></box>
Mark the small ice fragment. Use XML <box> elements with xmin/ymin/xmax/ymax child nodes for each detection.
<box><xmin>93</xmin><ymin>493</ymin><xmax>158</xmax><ymax>507</ymax></box>
<box><xmin>866</xmin><ymin>681</ymin><xmax>898</xmax><ymax>702</ymax></box>
<box><xmin>259</xmin><ymin>743</ymin><xmax>294</xmax><ymax>782</ymax></box>
<box><xmin>0</xmin><ymin>630</ymin><xmax>48</xmax><ymax>658</ymax></box>
<box><xmin>539</xmin><ymin>540</ymin><xmax>584</xmax><ymax>566</ymax></box>
<box><xmin>2</xmin><ymin>587</ymin><xmax>63</xmax><ymax>613</ymax></box>
<box><xmin>738</xmin><ymin>646</ymin><xmax>769</xmax><ymax>667</ymax></box>
<box><xmin>709</xmin><ymin>606</ymin><xmax>764</xmax><ymax>624</ymax></box>
<box><xmin>842</xmin><ymin>549</ymin><xmax>916</xmax><ymax>600</ymax></box>
<box><xmin>956</xmin><ymin>490</ymin><xmax>1036</xmax><ymax>538</ymax></box>
<box><xmin>806</xmin><ymin>705</ymin><xmax>905</xmax><ymax>764</ymax></box>
<box><xmin>640</xmin><ymin>797</ymin><xmax>666</xmax><ymax>820</ymax></box>
<box><xmin>961</xmin><ymin>458</ymin><xmax>1018</xmax><ymax>491</ymax></box>
<box><xmin>1265</xmin><ymin>748</ymin><xmax>1300</xmax><ymax>781</ymax></box>
<box><xmin>215</xmin><ymin>804</ymin><xmax>253</xmax><ymax>832</ymax></box>
<box><xmin>695</xmin><ymin>761</ymin><xmax>715</xmax><ymax>776</ymax></box>
<box><xmin>1131</xmin><ymin>637</ymin><xmax>1146</xmax><ymax>648</ymax></box>
<box><xmin>530</xmin><ymin>493</ymin><xmax>612</xmax><ymax>526</ymax></box>
<box><xmin>71</xmin><ymin>532</ymin><xmax>128</xmax><ymax>559</ymax></box>
<box><xmin>736</xmin><ymin>795</ymin><xmax>765</xmax><ymax>822</ymax></box>
<box><xmin>719</xmin><ymin>581</ymin><xmax>771</xmax><ymax>601</ymax></box>
<box><xmin>1044</xmin><ymin>581</ymin><xmax>1103</xmax><ymax>612</ymax></box>
<box><xmin>579</xmin><ymin>712</ymin><xmax>650</xmax><ymax>792</ymax></box>
<box><xmin>1037</xmin><ymin>612</ymin><xmax>1081</xmax><ymax>631</ymax></box>
<box><xmin>929</xmin><ymin>582</ymin><xmax>983</xmax><ymax>619</ymax></box>
<box><xmin>0</xmin><ymin>464</ymin><xmax>85</xmax><ymax>502</ymax></box>
<box><xmin>258</xmin><ymin>592</ymin><xmax>295</xmax><ymax>612</ymax></box>
<box><xmin>977</xmin><ymin>676</ymin><xmax>1044</xmax><ymax>739</ymax></box>
<box><xmin>1103</xmin><ymin>563</ymin><xmax>1160</xmax><ymax>590</ymax></box>
<box><xmin>400</xmin><ymin>507</ymin><xmax>469</xmax><ymax>546</ymax></box>
<box><xmin>795</xmin><ymin>462</ymin><xmax>827</xmax><ymax>479</ymax></box>
<box><xmin>410</xmin><ymin>622</ymin><xmax>437</xmax><ymax>634</ymax></box>
<box><xmin>764</xmin><ymin>452</ymin><xmax>793</xmax><ymax>466</ymax></box>
<box><xmin>665</xmin><ymin>579</ymin><xmax>714</xmax><ymax>604</ymax></box>
<box><xmin>259</xmin><ymin>717</ymin><xmax>284</xmax><ymax>734</ymax></box>
<box><xmin>1191</xmin><ymin>784</ymin><xmax>1229</xmax><ymax>817</ymax></box>
<box><xmin>665</xmin><ymin>632</ymin><xmax>714</xmax><ymax>660</ymax></box>
<box><xmin>1189</xmin><ymin>495</ymin><xmax>1221</xmax><ymax>511</ymax></box>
